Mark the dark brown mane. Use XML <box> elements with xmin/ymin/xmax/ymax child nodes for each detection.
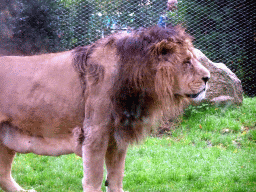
<box><xmin>72</xmin><ymin>25</ymin><xmax>193</xmax><ymax>143</ymax></box>
<box><xmin>116</xmin><ymin>25</ymin><xmax>192</xmax><ymax>62</ymax></box>
<box><xmin>111</xmin><ymin>26</ymin><xmax>192</xmax><ymax>143</ymax></box>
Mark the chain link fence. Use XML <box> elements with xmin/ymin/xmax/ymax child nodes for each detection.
<box><xmin>0</xmin><ymin>0</ymin><xmax>255</xmax><ymax>96</ymax></box>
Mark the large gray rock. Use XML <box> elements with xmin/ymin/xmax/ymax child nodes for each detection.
<box><xmin>194</xmin><ymin>49</ymin><xmax>243</xmax><ymax>105</ymax></box>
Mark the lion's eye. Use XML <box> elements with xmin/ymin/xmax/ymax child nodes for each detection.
<box><xmin>182</xmin><ymin>60</ymin><xmax>193</xmax><ymax>72</ymax></box>
<box><xmin>184</xmin><ymin>60</ymin><xmax>192</xmax><ymax>65</ymax></box>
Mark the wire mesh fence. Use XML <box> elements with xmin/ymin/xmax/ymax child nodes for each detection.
<box><xmin>0</xmin><ymin>0</ymin><xmax>255</xmax><ymax>96</ymax></box>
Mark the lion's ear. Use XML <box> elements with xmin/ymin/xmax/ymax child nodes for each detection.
<box><xmin>150</xmin><ymin>40</ymin><xmax>176</xmax><ymax>57</ymax></box>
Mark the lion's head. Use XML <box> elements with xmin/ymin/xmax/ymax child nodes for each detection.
<box><xmin>73</xmin><ymin>25</ymin><xmax>210</xmax><ymax>143</ymax></box>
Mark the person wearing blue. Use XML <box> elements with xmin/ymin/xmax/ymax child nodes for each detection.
<box><xmin>158</xmin><ymin>0</ymin><xmax>178</xmax><ymax>28</ymax></box>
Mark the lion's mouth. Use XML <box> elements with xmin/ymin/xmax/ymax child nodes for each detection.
<box><xmin>186</xmin><ymin>88</ymin><xmax>206</xmax><ymax>99</ymax></box>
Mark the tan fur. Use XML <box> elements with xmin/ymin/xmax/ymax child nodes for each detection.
<box><xmin>0</xmin><ymin>25</ymin><xmax>210</xmax><ymax>192</ymax></box>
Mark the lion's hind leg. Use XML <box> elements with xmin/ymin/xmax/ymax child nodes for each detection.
<box><xmin>0</xmin><ymin>142</ymin><xmax>25</xmax><ymax>192</ymax></box>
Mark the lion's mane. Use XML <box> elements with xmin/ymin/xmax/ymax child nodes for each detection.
<box><xmin>73</xmin><ymin>25</ymin><xmax>192</xmax><ymax>144</ymax></box>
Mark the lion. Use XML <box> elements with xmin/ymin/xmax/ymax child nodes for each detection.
<box><xmin>0</xmin><ymin>25</ymin><xmax>210</xmax><ymax>192</ymax></box>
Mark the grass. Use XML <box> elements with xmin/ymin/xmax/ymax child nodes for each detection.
<box><xmin>1</xmin><ymin>97</ymin><xmax>256</xmax><ymax>192</ymax></box>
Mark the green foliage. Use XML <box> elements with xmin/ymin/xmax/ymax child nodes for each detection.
<box><xmin>173</xmin><ymin>0</ymin><xmax>256</xmax><ymax>96</ymax></box>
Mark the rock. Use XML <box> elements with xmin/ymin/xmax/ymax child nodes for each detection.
<box><xmin>193</xmin><ymin>48</ymin><xmax>243</xmax><ymax>105</ymax></box>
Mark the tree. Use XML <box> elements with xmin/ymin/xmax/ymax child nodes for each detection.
<box><xmin>0</xmin><ymin>0</ymin><xmax>69</xmax><ymax>55</ymax></box>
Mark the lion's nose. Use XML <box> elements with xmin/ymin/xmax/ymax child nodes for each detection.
<box><xmin>202</xmin><ymin>77</ymin><xmax>210</xmax><ymax>84</ymax></box>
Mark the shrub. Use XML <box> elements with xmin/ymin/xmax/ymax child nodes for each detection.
<box><xmin>0</xmin><ymin>0</ymin><xmax>70</xmax><ymax>55</ymax></box>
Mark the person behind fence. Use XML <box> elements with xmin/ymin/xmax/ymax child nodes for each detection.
<box><xmin>158</xmin><ymin>0</ymin><xmax>178</xmax><ymax>28</ymax></box>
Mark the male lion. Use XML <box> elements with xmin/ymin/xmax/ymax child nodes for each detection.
<box><xmin>0</xmin><ymin>25</ymin><xmax>210</xmax><ymax>192</ymax></box>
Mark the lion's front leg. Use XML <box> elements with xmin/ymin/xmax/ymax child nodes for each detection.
<box><xmin>105</xmin><ymin>140</ymin><xmax>128</xmax><ymax>192</ymax></box>
<box><xmin>81</xmin><ymin>126</ymin><xmax>110</xmax><ymax>192</ymax></box>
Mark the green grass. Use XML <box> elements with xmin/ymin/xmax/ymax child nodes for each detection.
<box><xmin>1</xmin><ymin>97</ymin><xmax>256</xmax><ymax>192</ymax></box>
